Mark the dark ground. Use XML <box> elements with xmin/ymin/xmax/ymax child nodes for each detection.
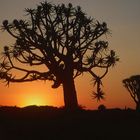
<box><xmin>0</xmin><ymin>106</ymin><xmax>140</xmax><ymax>140</ymax></box>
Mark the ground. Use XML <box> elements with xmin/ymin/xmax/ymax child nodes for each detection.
<box><xmin>0</xmin><ymin>106</ymin><xmax>140</xmax><ymax>140</ymax></box>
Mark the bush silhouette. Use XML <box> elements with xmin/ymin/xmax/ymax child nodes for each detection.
<box><xmin>98</xmin><ymin>104</ymin><xmax>106</xmax><ymax>111</ymax></box>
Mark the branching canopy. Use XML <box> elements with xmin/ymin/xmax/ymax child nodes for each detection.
<box><xmin>0</xmin><ymin>2</ymin><xmax>119</xmax><ymax>100</ymax></box>
<box><xmin>123</xmin><ymin>75</ymin><xmax>140</xmax><ymax>103</ymax></box>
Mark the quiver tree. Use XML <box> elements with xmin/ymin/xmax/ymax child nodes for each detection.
<box><xmin>0</xmin><ymin>1</ymin><xmax>118</xmax><ymax>110</ymax></box>
<box><xmin>123</xmin><ymin>75</ymin><xmax>140</xmax><ymax>111</ymax></box>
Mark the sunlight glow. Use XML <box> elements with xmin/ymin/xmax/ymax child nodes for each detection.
<box><xmin>24</xmin><ymin>97</ymin><xmax>46</xmax><ymax>106</ymax></box>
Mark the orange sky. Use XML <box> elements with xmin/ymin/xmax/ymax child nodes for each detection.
<box><xmin>0</xmin><ymin>0</ymin><xmax>140</xmax><ymax>109</ymax></box>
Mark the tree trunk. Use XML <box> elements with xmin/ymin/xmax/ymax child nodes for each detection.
<box><xmin>136</xmin><ymin>102</ymin><xmax>140</xmax><ymax>111</ymax></box>
<box><xmin>62</xmin><ymin>71</ymin><xmax>78</xmax><ymax>111</ymax></box>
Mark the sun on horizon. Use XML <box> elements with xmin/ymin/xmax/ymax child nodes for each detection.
<box><xmin>23</xmin><ymin>97</ymin><xmax>47</xmax><ymax>107</ymax></box>
<box><xmin>18</xmin><ymin>89</ymin><xmax>50</xmax><ymax>107</ymax></box>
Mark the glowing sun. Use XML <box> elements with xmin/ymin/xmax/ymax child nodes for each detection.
<box><xmin>23</xmin><ymin>94</ymin><xmax>47</xmax><ymax>107</ymax></box>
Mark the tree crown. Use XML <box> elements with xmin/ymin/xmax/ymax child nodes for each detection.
<box><xmin>0</xmin><ymin>1</ymin><xmax>119</xmax><ymax>100</ymax></box>
<box><xmin>123</xmin><ymin>75</ymin><xmax>140</xmax><ymax>103</ymax></box>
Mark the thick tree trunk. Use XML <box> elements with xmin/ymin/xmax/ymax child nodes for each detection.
<box><xmin>62</xmin><ymin>70</ymin><xmax>78</xmax><ymax>111</ymax></box>
<box><xmin>136</xmin><ymin>102</ymin><xmax>140</xmax><ymax>111</ymax></box>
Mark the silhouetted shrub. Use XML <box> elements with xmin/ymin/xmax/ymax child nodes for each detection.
<box><xmin>98</xmin><ymin>104</ymin><xmax>106</xmax><ymax>111</ymax></box>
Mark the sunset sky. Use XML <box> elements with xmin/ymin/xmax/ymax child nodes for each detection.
<box><xmin>0</xmin><ymin>0</ymin><xmax>140</xmax><ymax>109</ymax></box>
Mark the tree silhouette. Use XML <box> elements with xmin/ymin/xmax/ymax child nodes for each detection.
<box><xmin>0</xmin><ymin>2</ymin><xmax>118</xmax><ymax>110</ymax></box>
<box><xmin>123</xmin><ymin>75</ymin><xmax>140</xmax><ymax>111</ymax></box>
